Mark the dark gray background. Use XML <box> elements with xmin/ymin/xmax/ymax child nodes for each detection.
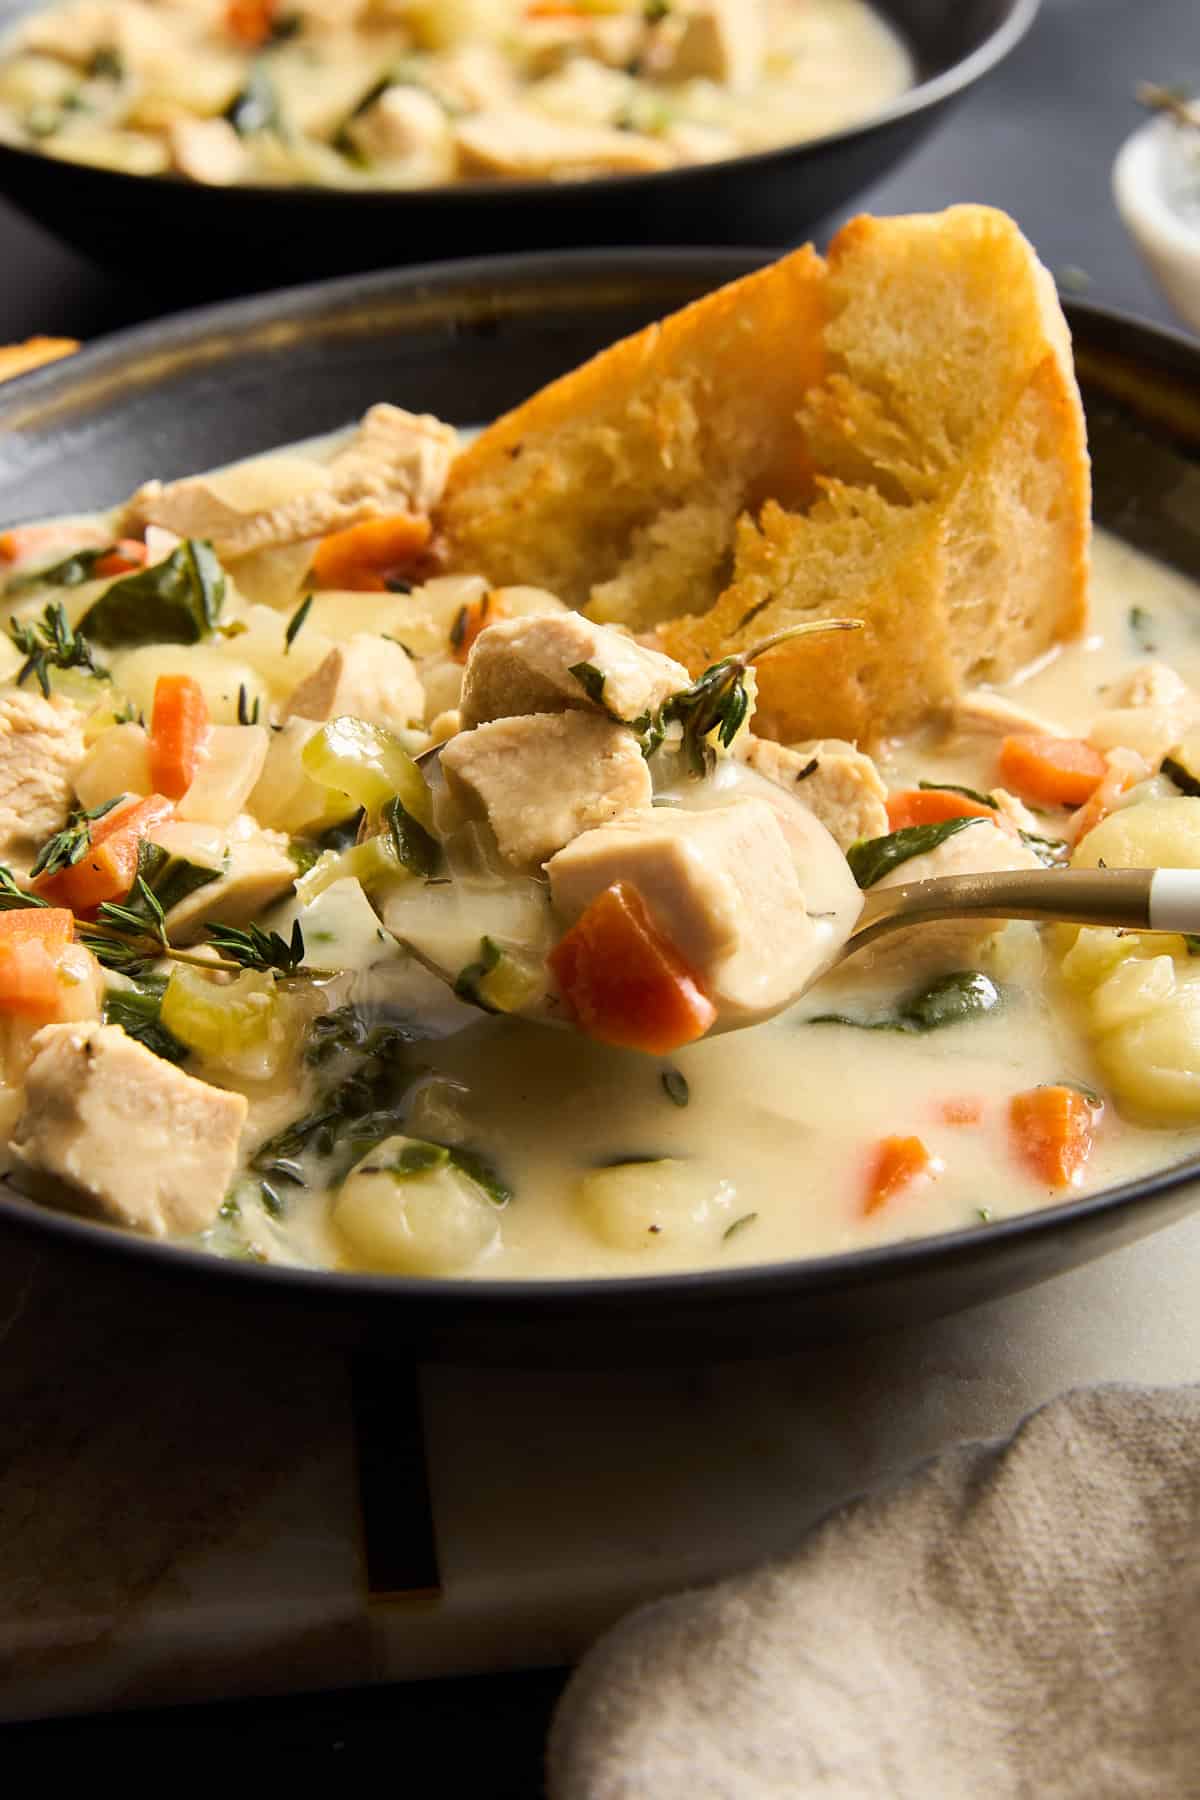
<box><xmin>5</xmin><ymin>0</ymin><xmax>1196</xmax><ymax>1782</ymax></box>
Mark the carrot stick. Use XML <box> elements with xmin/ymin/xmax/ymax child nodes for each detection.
<box><xmin>93</xmin><ymin>539</ymin><xmax>148</xmax><ymax>579</ymax></box>
<box><xmin>35</xmin><ymin>794</ymin><xmax>174</xmax><ymax>913</ymax></box>
<box><xmin>450</xmin><ymin>592</ymin><xmax>507</xmax><ymax>664</ymax></box>
<box><xmin>225</xmin><ymin>0</ymin><xmax>275</xmax><ymax>46</ymax></box>
<box><xmin>863</xmin><ymin>1135</ymin><xmax>938</xmax><ymax>1215</ymax></box>
<box><xmin>548</xmin><ymin>881</ymin><xmax>717</xmax><ymax>1055</ymax></box>
<box><xmin>886</xmin><ymin>789</ymin><xmax>999</xmax><ymax>832</ymax></box>
<box><xmin>310</xmin><ymin>514</ymin><xmax>433</xmax><ymax>592</ymax></box>
<box><xmin>997</xmin><ymin>734</ymin><xmax>1107</xmax><ymax>807</ymax></box>
<box><xmin>0</xmin><ymin>522</ymin><xmax>109</xmax><ymax>565</ymax></box>
<box><xmin>1009</xmin><ymin>1085</ymin><xmax>1100</xmax><ymax>1188</ymax></box>
<box><xmin>149</xmin><ymin>674</ymin><xmax>210</xmax><ymax>800</ymax></box>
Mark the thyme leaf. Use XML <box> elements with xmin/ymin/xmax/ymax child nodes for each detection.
<box><xmin>661</xmin><ymin>1067</ymin><xmax>689</xmax><ymax>1107</ymax></box>
<box><xmin>29</xmin><ymin>796</ymin><xmax>122</xmax><ymax>879</ymax></box>
<box><xmin>284</xmin><ymin>592</ymin><xmax>313</xmax><ymax>653</ymax></box>
<box><xmin>0</xmin><ymin>865</ymin><xmax>48</xmax><ymax>910</ymax></box>
<box><xmin>9</xmin><ymin>601</ymin><xmax>110</xmax><ymax>697</ymax></box>
<box><xmin>204</xmin><ymin>917</ymin><xmax>308</xmax><ymax>976</ymax></box>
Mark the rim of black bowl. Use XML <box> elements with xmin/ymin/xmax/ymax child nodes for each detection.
<box><xmin>0</xmin><ymin>0</ymin><xmax>1041</xmax><ymax>205</ymax></box>
<box><xmin>1</xmin><ymin>246</ymin><xmax>1199</xmax><ymax>1315</ymax></box>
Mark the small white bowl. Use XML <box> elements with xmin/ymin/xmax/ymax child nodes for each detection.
<box><xmin>1114</xmin><ymin>112</ymin><xmax>1200</xmax><ymax>335</ymax></box>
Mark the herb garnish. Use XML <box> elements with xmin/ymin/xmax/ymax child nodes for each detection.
<box><xmin>643</xmin><ymin>619</ymin><xmax>862</xmax><ymax>775</ymax></box>
<box><xmin>102</xmin><ymin>977</ymin><xmax>189</xmax><ymax>1065</ymax></box>
<box><xmin>1129</xmin><ymin>604</ymin><xmax>1158</xmax><ymax>653</ymax></box>
<box><xmin>810</xmin><ymin>970</ymin><xmax>1003</xmax><ymax>1034</ymax></box>
<box><xmin>384</xmin><ymin>794</ymin><xmax>440</xmax><ymax>878</ymax></box>
<box><xmin>9</xmin><ymin>602</ymin><xmax>109</xmax><ymax>697</ymax></box>
<box><xmin>723</xmin><ymin>1212</ymin><xmax>758</xmax><ymax>1242</ymax></box>
<box><xmin>846</xmin><ymin>816</ymin><xmax>984</xmax><ymax>889</ymax></box>
<box><xmin>284</xmin><ymin>592</ymin><xmax>313</xmax><ymax>653</ymax></box>
<box><xmin>77</xmin><ymin>539</ymin><xmax>224</xmax><ymax>647</ymax></box>
<box><xmin>661</xmin><ymin>1068</ymin><xmax>689</xmax><ymax>1107</ymax></box>
<box><xmin>918</xmin><ymin>779</ymin><xmax>997</xmax><ymax>808</ymax></box>
<box><xmin>204</xmin><ymin>918</ymin><xmax>309</xmax><ymax>977</ymax></box>
<box><xmin>0</xmin><ymin>866</ymin><xmax>48</xmax><ymax>910</ymax></box>
<box><xmin>568</xmin><ymin>661</ymin><xmax>608</xmax><ymax>707</ymax></box>
<box><xmin>454</xmin><ymin>936</ymin><xmax>503</xmax><ymax>1012</ymax></box>
<box><xmin>236</xmin><ymin>682</ymin><xmax>260</xmax><ymax>726</ymax></box>
<box><xmin>29</xmin><ymin>796</ymin><xmax>123</xmax><ymax>880</ymax></box>
<box><xmin>6</xmin><ymin>545</ymin><xmax>116</xmax><ymax>595</ymax></box>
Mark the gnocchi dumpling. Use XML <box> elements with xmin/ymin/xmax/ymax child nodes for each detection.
<box><xmin>1091</xmin><ymin>960</ymin><xmax>1200</xmax><ymax>1123</ymax></box>
<box><xmin>577</xmin><ymin>1158</ymin><xmax>737</xmax><ymax>1253</ymax></box>
<box><xmin>334</xmin><ymin>1135</ymin><xmax>501</xmax><ymax>1275</ymax></box>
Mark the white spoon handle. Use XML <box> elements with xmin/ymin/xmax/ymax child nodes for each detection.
<box><xmin>1148</xmin><ymin>869</ymin><xmax>1200</xmax><ymax>934</ymax></box>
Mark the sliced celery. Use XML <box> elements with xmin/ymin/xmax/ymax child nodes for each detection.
<box><xmin>295</xmin><ymin>833</ymin><xmax>405</xmax><ymax>906</ymax></box>
<box><xmin>161</xmin><ymin>964</ymin><xmax>282</xmax><ymax>1077</ymax></box>
<box><xmin>301</xmin><ymin>716</ymin><xmax>434</xmax><ymax>829</ymax></box>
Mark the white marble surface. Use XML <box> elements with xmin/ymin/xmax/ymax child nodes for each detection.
<box><xmin>3</xmin><ymin>1209</ymin><xmax>1200</xmax><ymax>1721</ymax></box>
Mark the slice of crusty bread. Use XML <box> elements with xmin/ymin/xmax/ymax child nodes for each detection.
<box><xmin>437</xmin><ymin>246</ymin><xmax>828</xmax><ymax>627</ymax></box>
<box><xmin>438</xmin><ymin>206</ymin><xmax>1091</xmax><ymax>745</ymax></box>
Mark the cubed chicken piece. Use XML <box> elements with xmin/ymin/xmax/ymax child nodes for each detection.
<box><xmin>950</xmin><ymin>689</ymin><xmax>1065</xmax><ymax>740</ymax></box>
<box><xmin>737</xmin><ymin>734</ymin><xmax>888</xmax><ymax>852</ymax></box>
<box><xmin>10</xmin><ymin>1021</ymin><xmax>247</xmax><ymax>1237</ymax></box>
<box><xmin>455</xmin><ymin>106</ymin><xmax>673</xmax><ymax>179</ymax></box>
<box><xmin>853</xmin><ymin>818</ymin><xmax>1043</xmax><ymax>981</ymax></box>
<box><xmin>442</xmin><ymin>712</ymin><xmax>652</xmax><ymax>871</ymax></box>
<box><xmin>1107</xmin><ymin>661</ymin><xmax>1193</xmax><ymax>710</ymax></box>
<box><xmin>283</xmin><ymin>635</ymin><xmax>425</xmax><ymax>735</ymax></box>
<box><xmin>168</xmin><ymin>117</ymin><xmax>246</xmax><ymax>186</ymax></box>
<box><xmin>0</xmin><ymin>691</ymin><xmax>84</xmax><ymax>864</ymax></box>
<box><xmin>548</xmin><ymin>796</ymin><xmax>861</xmax><ymax>1027</ymax></box>
<box><xmin>346</xmin><ymin>84</ymin><xmax>452</xmax><ymax>169</ymax></box>
<box><xmin>150</xmin><ymin>816</ymin><xmax>297</xmax><ymax>944</ymax></box>
<box><xmin>120</xmin><ymin>404</ymin><xmax>458</xmax><ymax>556</ymax></box>
<box><xmin>459</xmin><ymin>613</ymin><xmax>689</xmax><ymax>730</ymax></box>
<box><xmin>659</xmin><ymin>0</ymin><xmax>765</xmax><ymax>90</ymax></box>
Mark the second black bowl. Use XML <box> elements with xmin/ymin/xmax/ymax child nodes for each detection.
<box><xmin>0</xmin><ymin>0</ymin><xmax>1037</xmax><ymax>295</ymax></box>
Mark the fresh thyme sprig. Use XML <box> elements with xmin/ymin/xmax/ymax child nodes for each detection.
<box><xmin>643</xmin><ymin>617</ymin><xmax>863</xmax><ymax>776</ymax></box>
<box><xmin>0</xmin><ymin>865</ymin><xmax>48</xmax><ymax>910</ymax></box>
<box><xmin>29</xmin><ymin>796</ymin><xmax>124</xmax><ymax>880</ymax></box>
<box><xmin>204</xmin><ymin>918</ymin><xmax>309</xmax><ymax>976</ymax></box>
<box><xmin>9</xmin><ymin>602</ymin><xmax>110</xmax><ymax>698</ymax></box>
<box><xmin>1138</xmin><ymin>81</ymin><xmax>1200</xmax><ymax>131</ymax></box>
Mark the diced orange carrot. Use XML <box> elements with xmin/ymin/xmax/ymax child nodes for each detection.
<box><xmin>310</xmin><ymin>514</ymin><xmax>433</xmax><ymax>592</ymax></box>
<box><xmin>0</xmin><ymin>522</ymin><xmax>109</xmax><ymax>565</ymax></box>
<box><xmin>863</xmin><ymin>1135</ymin><xmax>938</xmax><ymax>1215</ymax></box>
<box><xmin>93</xmin><ymin>539</ymin><xmax>148</xmax><ymax>579</ymax></box>
<box><xmin>0</xmin><ymin>906</ymin><xmax>73</xmax><ymax>949</ymax></box>
<box><xmin>225</xmin><ymin>0</ymin><xmax>275</xmax><ymax>45</ymax></box>
<box><xmin>940</xmin><ymin>1097</ymin><xmax>983</xmax><ymax>1126</ymax></box>
<box><xmin>548</xmin><ymin>881</ymin><xmax>717</xmax><ymax>1055</ymax></box>
<box><xmin>1009</xmin><ymin>1085</ymin><xmax>1100</xmax><ymax>1189</ymax></box>
<box><xmin>0</xmin><ymin>938</ymin><xmax>69</xmax><ymax>1017</ymax></box>
<box><xmin>886</xmin><ymin>788</ymin><xmax>1000</xmax><ymax>832</ymax></box>
<box><xmin>450</xmin><ymin>591</ymin><xmax>508</xmax><ymax>664</ymax></box>
<box><xmin>997</xmin><ymin>734</ymin><xmax>1107</xmax><ymax>807</ymax></box>
<box><xmin>35</xmin><ymin>793</ymin><xmax>174</xmax><ymax>913</ymax></box>
<box><xmin>149</xmin><ymin>674</ymin><xmax>210</xmax><ymax>800</ymax></box>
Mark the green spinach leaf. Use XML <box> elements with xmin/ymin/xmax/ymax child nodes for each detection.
<box><xmin>78</xmin><ymin>539</ymin><xmax>224</xmax><ymax>646</ymax></box>
<box><xmin>846</xmin><ymin>816</ymin><xmax>985</xmax><ymax>889</ymax></box>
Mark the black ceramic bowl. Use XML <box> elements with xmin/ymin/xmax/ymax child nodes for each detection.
<box><xmin>0</xmin><ymin>0</ymin><xmax>1037</xmax><ymax>295</ymax></box>
<box><xmin>0</xmin><ymin>246</ymin><xmax>1198</xmax><ymax>1367</ymax></box>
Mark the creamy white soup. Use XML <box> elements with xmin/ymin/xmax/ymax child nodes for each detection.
<box><xmin>2</xmin><ymin>409</ymin><xmax>1200</xmax><ymax>1280</ymax></box>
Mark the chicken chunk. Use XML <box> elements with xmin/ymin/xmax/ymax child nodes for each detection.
<box><xmin>168</xmin><ymin>117</ymin><xmax>246</xmax><ymax>186</ymax></box>
<box><xmin>455</xmin><ymin>107</ymin><xmax>673</xmax><ymax>179</ymax></box>
<box><xmin>346</xmin><ymin>84</ymin><xmax>452</xmax><ymax>170</ymax></box>
<box><xmin>737</xmin><ymin>734</ymin><xmax>888</xmax><ymax>852</ymax></box>
<box><xmin>950</xmin><ymin>689</ymin><xmax>1065</xmax><ymax>740</ymax></box>
<box><xmin>459</xmin><ymin>613</ymin><xmax>690</xmax><ymax>730</ymax></box>
<box><xmin>853</xmin><ymin>818</ymin><xmax>1043</xmax><ymax>981</ymax></box>
<box><xmin>659</xmin><ymin>0</ymin><xmax>765</xmax><ymax>91</ymax></box>
<box><xmin>548</xmin><ymin>796</ymin><xmax>861</xmax><ymax>1027</ymax></box>
<box><xmin>120</xmin><ymin>405</ymin><xmax>458</xmax><ymax>557</ymax></box>
<box><xmin>442</xmin><ymin>712</ymin><xmax>652</xmax><ymax>870</ymax></box>
<box><xmin>283</xmin><ymin>635</ymin><xmax>425</xmax><ymax>735</ymax></box>
<box><xmin>149</xmin><ymin>816</ymin><xmax>297</xmax><ymax>943</ymax></box>
<box><xmin>0</xmin><ymin>691</ymin><xmax>84</xmax><ymax>864</ymax></box>
<box><xmin>10</xmin><ymin>1020</ymin><xmax>247</xmax><ymax>1238</ymax></box>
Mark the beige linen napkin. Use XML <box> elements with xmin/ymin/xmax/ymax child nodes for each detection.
<box><xmin>547</xmin><ymin>1386</ymin><xmax>1200</xmax><ymax>1798</ymax></box>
